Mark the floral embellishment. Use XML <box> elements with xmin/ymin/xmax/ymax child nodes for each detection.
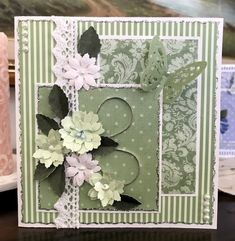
<box><xmin>88</xmin><ymin>173</ymin><xmax>125</xmax><ymax>207</ymax></box>
<box><xmin>33</xmin><ymin>129</ymin><xmax>65</xmax><ymax>168</ymax></box>
<box><xmin>63</xmin><ymin>53</ymin><xmax>100</xmax><ymax>90</ymax></box>
<box><xmin>59</xmin><ymin>111</ymin><xmax>104</xmax><ymax>154</ymax></box>
<box><xmin>65</xmin><ymin>153</ymin><xmax>101</xmax><ymax>186</ymax></box>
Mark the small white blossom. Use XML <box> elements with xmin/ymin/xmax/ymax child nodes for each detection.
<box><xmin>63</xmin><ymin>53</ymin><xmax>100</xmax><ymax>90</ymax></box>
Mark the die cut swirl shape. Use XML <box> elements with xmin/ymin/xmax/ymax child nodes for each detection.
<box><xmin>96</xmin><ymin>97</ymin><xmax>133</xmax><ymax>137</ymax></box>
<box><xmin>95</xmin><ymin>97</ymin><xmax>141</xmax><ymax>187</ymax></box>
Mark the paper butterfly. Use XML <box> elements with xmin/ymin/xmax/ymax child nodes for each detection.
<box><xmin>140</xmin><ymin>36</ymin><xmax>207</xmax><ymax>103</ymax></box>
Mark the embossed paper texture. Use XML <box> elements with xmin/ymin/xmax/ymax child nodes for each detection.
<box><xmin>16</xmin><ymin>17</ymin><xmax>222</xmax><ymax>229</ymax></box>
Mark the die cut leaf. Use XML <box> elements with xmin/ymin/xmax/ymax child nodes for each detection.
<box><xmin>36</xmin><ymin>114</ymin><xmax>59</xmax><ymax>135</ymax></box>
<box><xmin>113</xmin><ymin>194</ymin><xmax>141</xmax><ymax>210</ymax></box>
<box><xmin>77</xmin><ymin>26</ymin><xmax>101</xmax><ymax>58</ymax></box>
<box><xmin>164</xmin><ymin>61</ymin><xmax>207</xmax><ymax>103</ymax></box>
<box><xmin>101</xmin><ymin>136</ymin><xmax>119</xmax><ymax>147</ymax></box>
<box><xmin>34</xmin><ymin>163</ymin><xmax>56</xmax><ymax>182</ymax></box>
<box><xmin>49</xmin><ymin>85</ymin><xmax>69</xmax><ymax>119</ymax></box>
<box><xmin>47</xmin><ymin>164</ymin><xmax>65</xmax><ymax>197</ymax></box>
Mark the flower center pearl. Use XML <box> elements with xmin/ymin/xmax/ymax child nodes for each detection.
<box><xmin>102</xmin><ymin>184</ymin><xmax>109</xmax><ymax>190</ymax></box>
<box><xmin>79</xmin><ymin>68</ymin><xmax>87</xmax><ymax>75</ymax></box>
<box><xmin>78</xmin><ymin>164</ymin><xmax>86</xmax><ymax>171</ymax></box>
<box><xmin>49</xmin><ymin>145</ymin><xmax>54</xmax><ymax>151</ymax></box>
<box><xmin>76</xmin><ymin>129</ymin><xmax>86</xmax><ymax>139</ymax></box>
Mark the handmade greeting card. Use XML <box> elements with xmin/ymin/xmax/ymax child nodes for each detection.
<box><xmin>15</xmin><ymin>17</ymin><xmax>223</xmax><ymax>229</ymax></box>
<box><xmin>220</xmin><ymin>65</ymin><xmax>235</xmax><ymax>156</ymax></box>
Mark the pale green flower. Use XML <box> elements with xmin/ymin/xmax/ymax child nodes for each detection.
<box><xmin>88</xmin><ymin>173</ymin><xmax>125</xmax><ymax>207</ymax></box>
<box><xmin>59</xmin><ymin>111</ymin><xmax>104</xmax><ymax>154</ymax></box>
<box><xmin>33</xmin><ymin>129</ymin><xmax>64</xmax><ymax>168</ymax></box>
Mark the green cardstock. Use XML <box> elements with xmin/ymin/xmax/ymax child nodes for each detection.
<box><xmin>15</xmin><ymin>17</ymin><xmax>223</xmax><ymax>229</ymax></box>
<box><xmin>78</xmin><ymin>88</ymin><xmax>159</xmax><ymax>211</ymax></box>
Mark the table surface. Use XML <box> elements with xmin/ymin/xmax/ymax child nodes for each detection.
<box><xmin>0</xmin><ymin>190</ymin><xmax>235</xmax><ymax>241</ymax></box>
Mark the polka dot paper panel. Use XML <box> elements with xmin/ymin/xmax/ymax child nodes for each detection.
<box><xmin>78</xmin><ymin>88</ymin><xmax>159</xmax><ymax>210</ymax></box>
<box><xmin>97</xmin><ymin>97</ymin><xmax>133</xmax><ymax>137</ymax></box>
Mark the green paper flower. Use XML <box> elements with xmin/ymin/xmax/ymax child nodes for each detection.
<box><xmin>33</xmin><ymin>129</ymin><xmax>64</xmax><ymax>168</ymax></box>
<box><xmin>88</xmin><ymin>173</ymin><xmax>125</xmax><ymax>207</ymax></box>
<box><xmin>59</xmin><ymin>111</ymin><xmax>104</xmax><ymax>154</ymax></box>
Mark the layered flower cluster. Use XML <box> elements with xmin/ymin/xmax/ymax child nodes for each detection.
<box><xmin>63</xmin><ymin>53</ymin><xmax>100</xmax><ymax>90</ymax></box>
<box><xmin>88</xmin><ymin>173</ymin><xmax>125</xmax><ymax>207</ymax></box>
<box><xmin>65</xmin><ymin>153</ymin><xmax>101</xmax><ymax>186</ymax></box>
<box><xmin>33</xmin><ymin>129</ymin><xmax>65</xmax><ymax>168</ymax></box>
<box><xmin>59</xmin><ymin>111</ymin><xmax>104</xmax><ymax>154</ymax></box>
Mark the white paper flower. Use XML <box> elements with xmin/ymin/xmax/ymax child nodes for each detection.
<box><xmin>63</xmin><ymin>53</ymin><xmax>100</xmax><ymax>90</ymax></box>
<box><xmin>65</xmin><ymin>153</ymin><xmax>101</xmax><ymax>186</ymax></box>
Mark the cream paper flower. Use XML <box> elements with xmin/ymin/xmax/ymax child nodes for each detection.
<box><xmin>33</xmin><ymin>129</ymin><xmax>64</xmax><ymax>168</ymax></box>
<box><xmin>59</xmin><ymin>111</ymin><xmax>104</xmax><ymax>154</ymax></box>
<box><xmin>88</xmin><ymin>173</ymin><xmax>125</xmax><ymax>207</ymax></box>
<box><xmin>63</xmin><ymin>53</ymin><xmax>100</xmax><ymax>90</ymax></box>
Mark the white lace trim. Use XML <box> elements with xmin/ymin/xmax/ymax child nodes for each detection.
<box><xmin>52</xmin><ymin>18</ymin><xmax>80</xmax><ymax>229</ymax></box>
<box><xmin>52</xmin><ymin>17</ymin><xmax>78</xmax><ymax>111</ymax></box>
<box><xmin>54</xmin><ymin>178</ymin><xmax>80</xmax><ymax>228</ymax></box>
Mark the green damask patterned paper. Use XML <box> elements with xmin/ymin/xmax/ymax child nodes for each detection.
<box><xmin>16</xmin><ymin>17</ymin><xmax>222</xmax><ymax>229</ymax></box>
<box><xmin>100</xmin><ymin>39</ymin><xmax>148</xmax><ymax>84</ymax></box>
<box><xmin>162</xmin><ymin>81</ymin><xmax>197</xmax><ymax>194</ymax></box>
<box><xmin>162</xmin><ymin>40</ymin><xmax>198</xmax><ymax>194</ymax></box>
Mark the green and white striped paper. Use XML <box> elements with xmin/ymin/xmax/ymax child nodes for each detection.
<box><xmin>16</xmin><ymin>17</ymin><xmax>223</xmax><ymax>228</ymax></box>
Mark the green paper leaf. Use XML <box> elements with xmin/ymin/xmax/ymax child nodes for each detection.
<box><xmin>77</xmin><ymin>26</ymin><xmax>101</xmax><ymax>58</ymax></box>
<box><xmin>101</xmin><ymin>136</ymin><xmax>119</xmax><ymax>147</ymax></box>
<box><xmin>221</xmin><ymin>109</ymin><xmax>228</xmax><ymax>119</ymax></box>
<box><xmin>36</xmin><ymin>114</ymin><xmax>60</xmax><ymax>135</ymax></box>
<box><xmin>49</xmin><ymin>85</ymin><xmax>69</xmax><ymax>119</ymax></box>
<box><xmin>47</xmin><ymin>164</ymin><xmax>65</xmax><ymax>197</ymax></box>
<box><xmin>164</xmin><ymin>61</ymin><xmax>207</xmax><ymax>103</ymax></box>
<box><xmin>34</xmin><ymin>163</ymin><xmax>56</xmax><ymax>182</ymax></box>
<box><xmin>113</xmin><ymin>194</ymin><xmax>141</xmax><ymax>210</ymax></box>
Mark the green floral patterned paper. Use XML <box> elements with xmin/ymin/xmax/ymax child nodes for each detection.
<box><xmin>162</xmin><ymin>39</ymin><xmax>198</xmax><ymax>194</ymax></box>
<box><xmin>100</xmin><ymin>39</ymin><xmax>149</xmax><ymax>84</ymax></box>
